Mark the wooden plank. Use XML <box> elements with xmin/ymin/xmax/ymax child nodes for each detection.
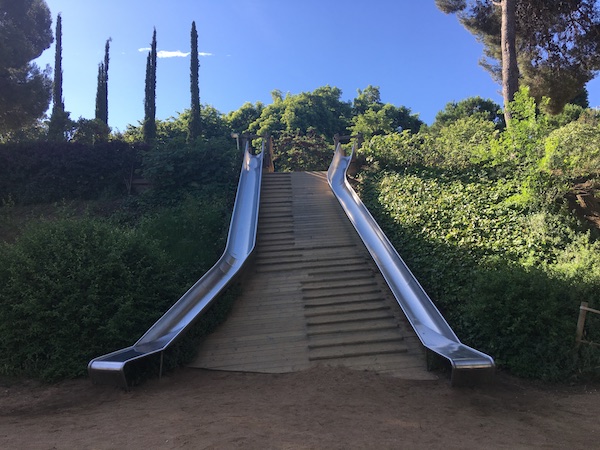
<box><xmin>191</xmin><ymin>172</ymin><xmax>434</xmax><ymax>381</ymax></box>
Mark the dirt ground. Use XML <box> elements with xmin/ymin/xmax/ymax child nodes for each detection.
<box><xmin>1</xmin><ymin>367</ymin><xmax>599</xmax><ymax>449</ymax></box>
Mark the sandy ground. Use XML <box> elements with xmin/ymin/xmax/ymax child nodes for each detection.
<box><xmin>1</xmin><ymin>366</ymin><xmax>599</xmax><ymax>449</ymax></box>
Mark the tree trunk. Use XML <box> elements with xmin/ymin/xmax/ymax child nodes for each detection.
<box><xmin>501</xmin><ymin>0</ymin><xmax>518</xmax><ymax>125</ymax></box>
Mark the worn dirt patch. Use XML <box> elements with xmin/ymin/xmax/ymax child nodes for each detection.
<box><xmin>1</xmin><ymin>367</ymin><xmax>599</xmax><ymax>449</ymax></box>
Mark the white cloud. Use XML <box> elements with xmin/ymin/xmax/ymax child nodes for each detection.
<box><xmin>158</xmin><ymin>50</ymin><xmax>190</xmax><ymax>58</ymax></box>
<box><xmin>137</xmin><ymin>49</ymin><xmax>214</xmax><ymax>58</ymax></box>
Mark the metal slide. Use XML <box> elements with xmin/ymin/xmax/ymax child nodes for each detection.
<box><xmin>88</xmin><ymin>142</ymin><xmax>264</xmax><ymax>388</ymax></box>
<box><xmin>327</xmin><ymin>142</ymin><xmax>495</xmax><ymax>385</ymax></box>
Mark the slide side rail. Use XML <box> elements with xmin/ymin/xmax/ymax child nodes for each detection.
<box><xmin>88</xmin><ymin>142</ymin><xmax>264</xmax><ymax>388</ymax></box>
<box><xmin>327</xmin><ymin>143</ymin><xmax>494</xmax><ymax>385</ymax></box>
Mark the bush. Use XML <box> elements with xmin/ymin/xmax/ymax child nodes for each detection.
<box><xmin>434</xmin><ymin>117</ymin><xmax>496</xmax><ymax>169</ymax></box>
<box><xmin>141</xmin><ymin>137</ymin><xmax>240</xmax><ymax>203</ymax></box>
<box><xmin>463</xmin><ymin>262</ymin><xmax>589</xmax><ymax>381</ymax></box>
<box><xmin>357</xmin><ymin>167</ymin><xmax>600</xmax><ymax>381</ymax></box>
<box><xmin>543</xmin><ymin>121</ymin><xmax>600</xmax><ymax>180</ymax></box>
<box><xmin>0</xmin><ymin>141</ymin><xmax>140</xmax><ymax>204</ymax></box>
<box><xmin>138</xmin><ymin>193</ymin><xmax>230</xmax><ymax>279</ymax></box>
<box><xmin>0</xmin><ymin>217</ymin><xmax>180</xmax><ymax>381</ymax></box>
<box><xmin>360</xmin><ymin>131</ymin><xmax>436</xmax><ymax>170</ymax></box>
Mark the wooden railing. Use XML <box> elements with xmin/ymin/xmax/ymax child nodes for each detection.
<box><xmin>576</xmin><ymin>302</ymin><xmax>600</xmax><ymax>347</ymax></box>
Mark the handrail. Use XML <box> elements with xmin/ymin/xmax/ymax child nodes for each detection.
<box><xmin>576</xmin><ymin>301</ymin><xmax>600</xmax><ymax>347</ymax></box>
<box><xmin>88</xmin><ymin>141</ymin><xmax>265</xmax><ymax>388</ymax></box>
<box><xmin>327</xmin><ymin>142</ymin><xmax>494</xmax><ymax>385</ymax></box>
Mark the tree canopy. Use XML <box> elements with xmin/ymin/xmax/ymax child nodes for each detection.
<box><xmin>95</xmin><ymin>38</ymin><xmax>111</xmax><ymax>130</ymax></box>
<box><xmin>432</xmin><ymin>96</ymin><xmax>504</xmax><ymax>130</ymax></box>
<box><xmin>436</xmin><ymin>0</ymin><xmax>600</xmax><ymax>114</ymax></box>
<box><xmin>48</xmin><ymin>13</ymin><xmax>71</xmax><ymax>142</ymax></box>
<box><xmin>350</xmin><ymin>85</ymin><xmax>423</xmax><ymax>138</ymax></box>
<box><xmin>188</xmin><ymin>21</ymin><xmax>201</xmax><ymax>142</ymax></box>
<box><xmin>248</xmin><ymin>86</ymin><xmax>352</xmax><ymax>138</ymax></box>
<box><xmin>143</xmin><ymin>28</ymin><xmax>157</xmax><ymax>143</ymax></box>
<box><xmin>0</xmin><ymin>0</ymin><xmax>53</xmax><ymax>134</ymax></box>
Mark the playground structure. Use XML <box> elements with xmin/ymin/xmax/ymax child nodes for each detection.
<box><xmin>88</xmin><ymin>137</ymin><xmax>494</xmax><ymax>388</ymax></box>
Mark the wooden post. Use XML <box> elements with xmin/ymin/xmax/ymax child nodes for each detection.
<box><xmin>263</xmin><ymin>136</ymin><xmax>275</xmax><ymax>173</ymax></box>
<box><xmin>576</xmin><ymin>302</ymin><xmax>589</xmax><ymax>345</ymax></box>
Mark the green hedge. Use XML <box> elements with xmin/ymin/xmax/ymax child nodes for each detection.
<box><xmin>358</xmin><ymin>168</ymin><xmax>600</xmax><ymax>381</ymax></box>
<box><xmin>0</xmin><ymin>217</ymin><xmax>179</xmax><ymax>381</ymax></box>
<box><xmin>141</xmin><ymin>137</ymin><xmax>240</xmax><ymax>201</ymax></box>
<box><xmin>0</xmin><ymin>141</ymin><xmax>142</xmax><ymax>204</ymax></box>
<box><xmin>0</xmin><ymin>186</ymin><xmax>236</xmax><ymax>382</ymax></box>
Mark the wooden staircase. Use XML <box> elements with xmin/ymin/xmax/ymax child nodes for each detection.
<box><xmin>189</xmin><ymin>172</ymin><xmax>435</xmax><ymax>380</ymax></box>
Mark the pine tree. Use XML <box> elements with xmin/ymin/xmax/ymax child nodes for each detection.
<box><xmin>48</xmin><ymin>13</ymin><xmax>70</xmax><ymax>141</ymax></box>
<box><xmin>0</xmin><ymin>0</ymin><xmax>53</xmax><ymax>134</ymax></box>
<box><xmin>143</xmin><ymin>28</ymin><xmax>157</xmax><ymax>143</ymax></box>
<box><xmin>188</xmin><ymin>21</ymin><xmax>201</xmax><ymax>142</ymax></box>
<box><xmin>95</xmin><ymin>38</ymin><xmax>111</xmax><ymax>127</ymax></box>
<box><xmin>436</xmin><ymin>0</ymin><xmax>600</xmax><ymax>116</ymax></box>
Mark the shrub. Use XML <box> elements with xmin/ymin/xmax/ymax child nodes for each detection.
<box><xmin>542</xmin><ymin>121</ymin><xmax>600</xmax><ymax>180</ymax></box>
<box><xmin>138</xmin><ymin>193</ymin><xmax>230</xmax><ymax>279</ymax></box>
<box><xmin>463</xmin><ymin>262</ymin><xmax>586</xmax><ymax>381</ymax></box>
<box><xmin>360</xmin><ymin>131</ymin><xmax>436</xmax><ymax>169</ymax></box>
<box><xmin>434</xmin><ymin>116</ymin><xmax>497</xmax><ymax>169</ymax></box>
<box><xmin>357</xmin><ymin>167</ymin><xmax>600</xmax><ymax>381</ymax></box>
<box><xmin>0</xmin><ymin>217</ymin><xmax>181</xmax><ymax>381</ymax></box>
<box><xmin>490</xmin><ymin>87</ymin><xmax>549</xmax><ymax>170</ymax></box>
<box><xmin>141</xmin><ymin>137</ymin><xmax>239</xmax><ymax>202</ymax></box>
<box><xmin>0</xmin><ymin>141</ymin><xmax>140</xmax><ymax>204</ymax></box>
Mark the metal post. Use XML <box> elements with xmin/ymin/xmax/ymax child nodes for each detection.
<box><xmin>231</xmin><ymin>132</ymin><xmax>240</xmax><ymax>152</ymax></box>
<box><xmin>159</xmin><ymin>351</ymin><xmax>164</xmax><ymax>380</ymax></box>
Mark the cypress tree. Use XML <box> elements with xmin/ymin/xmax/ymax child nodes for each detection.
<box><xmin>95</xmin><ymin>38</ymin><xmax>111</xmax><ymax>127</ymax></box>
<box><xmin>143</xmin><ymin>28</ymin><xmax>157</xmax><ymax>143</ymax></box>
<box><xmin>48</xmin><ymin>13</ymin><xmax>69</xmax><ymax>141</ymax></box>
<box><xmin>188</xmin><ymin>21</ymin><xmax>201</xmax><ymax>142</ymax></box>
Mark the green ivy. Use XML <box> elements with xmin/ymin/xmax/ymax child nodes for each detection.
<box><xmin>357</xmin><ymin>166</ymin><xmax>600</xmax><ymax>380</ymax></box>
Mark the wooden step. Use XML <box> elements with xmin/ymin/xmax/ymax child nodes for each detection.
<box><xmin>191</xmin><ymin>172</ymin><xmax>432</xmax><ymax>380</ymax></box>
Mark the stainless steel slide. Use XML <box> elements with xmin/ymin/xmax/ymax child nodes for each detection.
<box><xmin>88</xmin><ymin>142</ymin><xmax>264</xmax><ymax>388</ymax></box>
<box><xmin>327</xmin><ymin>142</ymin><xmax>495</xmax><ymax>385</ymax></box>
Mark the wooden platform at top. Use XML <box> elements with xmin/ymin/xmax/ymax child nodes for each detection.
<box><xmin>189</xmin><ymin>172</ymin><xmax>436</xmax><ymax>380</ymax></box>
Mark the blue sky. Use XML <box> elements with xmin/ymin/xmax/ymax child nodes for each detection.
<box><xmin>35</xmin><ymin>0</ymin><xmax>600</xmax><ymax>132</ymax></box>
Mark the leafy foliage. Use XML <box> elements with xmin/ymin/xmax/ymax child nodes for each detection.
<box><xmin>0</xmin><ymin>217</ymin><xmax>179</xmax><ymax>381</ymax></box>
<box><xmin>188</xmin><ymin>21</ymin><xmax>201</xmax><ymax>142</ymax></box>
<box><xmin>0</xmin><ymin>140</ymin><xmax>140</xmax><ymax>204</ymax></box>
<box><xmin>272</xmin><ymin>130</ymin><xmax>332</xmax><ymax>172</ymax></box>
<box><xmin>432</xmin><ymin>96</ymin><xmax>504</xmax><ymax>131</ymax></box>
<box><xmin>436</xmin><ymin>0</ymin><xmax>600</xmax><ymax>113</ymax></box>
<box><xmin>360</xmin><ymin>130</ymin><xmax>435</xmax><ymax>169</ymax></box>
<box><xmin>141</xmin><ymin>137</ymin><xmax>240</xmax><ymax>203</ymax></box>
<box><xmin>0</xmin><ymin>0</ymin><xmax>54</xmax><ymax>135</ymax></box>
<box><xmin>434</xmin><ymin>116</ymin><xmax>497</xmax><ymax>169</ymax></box>
<box><xmin>355</xmin><ymin>88</ymin><xmax>600</xmax><ymax>380</ymax></box>
<box><xmin>350</xmin><ymin>86</ymin><xmax>423</xmax><ymax>139</ymax></box>
<box><xmin>143</xmin><ymin>28</ymin><xmax>157</xmax><ymax>143</ymax></box>
<box><xmin>225</xmin><ymin>102</ymin><xmax>264</xmax><ymax>134</ymax></box>
<box><xmin>125</xmin><ymin>106</ymin><xmax>231</xmax><ymax>144</ymax></box>
<box><xmin>0</xmin><ymin>161</ymin><xmax>238</xmax><ymax>382</ymax></box>
<box><xmin>94</xmin><ymin>38</ymin><xmax>111</xmax><ymax>131</ymax></box>
<box><xmin>249</xmin><ymin>86</ymin><xmax>352</xmax><ymax>138</ymax></box>
<box><xmin>543</xmin><ymin>120</ymin><xmax>600</xmax><ymax>180</ymax></box>
<box><xmin>357</xmin><ymin>165</ymin><xmax>600</xmax><ymax>380</ymax></box>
